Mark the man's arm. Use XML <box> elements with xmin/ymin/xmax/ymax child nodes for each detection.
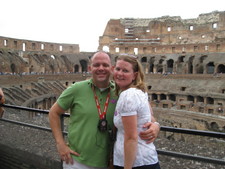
<box><xmin>139</xmin><ymin>104</ymin><xmax>160</xmax><ymax>143</ymax></box>
<box><xmin>49</xmin><ymin>102</ymin><xmax>79</xmax><ymax>164</ymax></box>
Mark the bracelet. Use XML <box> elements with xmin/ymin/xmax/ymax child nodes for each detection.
<box><xmin>154</xmin><ymin>121</ymin><xmax>160</xmax><ymax>128</ymax></box>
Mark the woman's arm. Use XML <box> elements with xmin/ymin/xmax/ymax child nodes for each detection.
<box><xmin>122</xmin><ymin>115</ymin><xmax>138</xmax><ymax>169</ymax></box>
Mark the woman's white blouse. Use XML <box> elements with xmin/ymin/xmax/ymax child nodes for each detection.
<box><xmin>113</xmin><ymin>88</ymin><xmax>158</xmax><ymax>167</ymax></box>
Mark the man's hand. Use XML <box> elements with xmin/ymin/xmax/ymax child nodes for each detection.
<box><xmin>57</xmin><ymin>142</ymin><xmax>80</xmax><ymax>164</ymax></box>
<box><xmin>139</xmin><ymin>122</ymin><xmax>160</xmax><ymax>143</ymax></box>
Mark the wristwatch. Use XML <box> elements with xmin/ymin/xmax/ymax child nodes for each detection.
<box><xmin>154</xmin><ymin>121</ymin><xmax>160</xmax><ymax>128</ymax></box>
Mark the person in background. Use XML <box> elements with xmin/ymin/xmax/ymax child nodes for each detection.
<box><xmin>0</xmin><ymin>88</ymin><xmax>5</xmax><ymax>118</ymax></box>
<box><xmin>113</xmin><ymin>54</ymin><xmax>161</xmax><ymax>169</ymax></box>
<box><xmin>49</xmin><ymin>51</ymin><xmax>160</xmax><ymax>169</ymax></box>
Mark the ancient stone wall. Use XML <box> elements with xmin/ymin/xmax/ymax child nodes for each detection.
<box><xmin>0</xmin><ymin>46</ymin><xmax>92</xmax><ymax>74</ymax></box>
<box><xmin>0</xmin><ymin>36</ymin><xmax>79</xmax><ymax>54</ymax></box>
<box><xmin>99</xmin><ymin>11</ymin><xmax>225</xmax><ymax>55</ymax></box>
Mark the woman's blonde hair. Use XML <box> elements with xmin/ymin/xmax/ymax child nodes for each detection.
<box><xmin>115</xmin><ymin>54</ymin><xmax>147</xmax><ymax>95</ymax></box>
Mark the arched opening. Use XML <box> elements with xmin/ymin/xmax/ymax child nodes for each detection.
<box><xmin>152</xmin><ymin>94</ymin><xmax>158</xmax><ymax>101</ymax></box>
<box><xmin>217</xmin><ymin>64</ymin><xmax>225</xmax><ymax>73</ymax></box>
<box><xmin>187</xmin><ymin>95</ymin><xmax>194</xmax><ymax>102</ymax></box>
<box><xmin>141</xmin><ymin>57</ymin><xmax>147</xmax><ymax>63</ymax></box>
<box><xmin>149</xmin><ymin>64</ymin><xmax>154</xmax><ymax>73</ymax></box>
<box><xmin>167</xmin><ymin>59</ymin><xmax>174</xmax><ymax>73</ymax></box>
<box><xmin>188</xmin><ymin>56</ymin><xmax>194</xmax><ymax>74</ymax></box>
<box><xmin>160</xmin><ymin>94</ymin><xmax>166</xmax><ymax>100</ymax></box>
<box><xmin>148</xmin><ymin>86</ymin><xmax>152</xmax><ymax>90</ymax></box>
<box><xmin>80</xmin><ymin>60</ymin><xmax>88</xmax><ymax>72</ymax></box>
<box><xmin>149</xmin><ymin>57</ymin><xmax>155</xmax><ymax>73</ymax></box>
<box><xmin>196</xmin><ymin>96</ymin><xmax>204</xmax><ymax>103</ymax></box>
<box><xmin>10</xmin><ymin>63</ymin><xmax>16</xmax><ymax>73</ymax></box>
<box><xmin>178</xmin><ymin>56</ymin><xmax>185</xmax><ymax>63</ymax></box>
<box><xmin>206</xmin><ymin>97</ymin><xmax>214</xmax><ymax>104</ymax></box>
<box><xmin>157</xmin><ymin>58</ymin><xmax>164</xmax><ymax>73</ymax></box>
<box><xmin>206</xmin><ymin>62</ymin><xmax>214</xmax><ymax>74</ymax></box>
<box><xmin>210</xmin><ymin>122</ymin><xmax>219</xmax><ymax>132</ymax></box>
<box><xmin>169</xmin><ymin>94</ymin><xmax>176</xmax><ymax>101</ymax></box>
<box><xmin>74</xmin><ymin>64</ymin><xmax>79</xmax><ymax>73</ymax></box>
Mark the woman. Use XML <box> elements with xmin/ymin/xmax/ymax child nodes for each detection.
<box><xmin>113</xmin><ymin>54</ymin><xmax>160</xmax><ymax>169</ymax></box>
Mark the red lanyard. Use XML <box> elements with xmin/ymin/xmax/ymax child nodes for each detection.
<box><xmin>92</xmin><ymin>86</ymin><xmax>110</xmax><ymax>119</ymax></box>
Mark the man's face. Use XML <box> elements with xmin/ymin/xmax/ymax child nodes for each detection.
<box><xmin>89</xmin><ymin>52</ymin><xmax>112</xmax><ymax>87</ymax></box>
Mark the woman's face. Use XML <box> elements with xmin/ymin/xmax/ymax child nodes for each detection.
<box><xmin>113</xmin><ymin>60</ymin><xmax>137</xmax><ymax>91</ymax></box>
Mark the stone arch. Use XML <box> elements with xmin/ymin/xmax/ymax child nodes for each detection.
<box><xmin>210</xmin><ymin>122</ymin><xmax>219</xmax><ymax>131</ymax></box>
<box><xmin>79</xmin><ymin>59</ymin><xmax>88</xmax><ymax>72</ymax></box>
<box><xmin>159</xmin><ymin>58</ymin><xmax>164</xmax><ymax>64</ymax></box>
<box><xmin>149</xmin><ymin>63</ymin><xmax>154</xmax><ymax>73</ymax></box>
<box><xmin>10</xmin><ymin>63</ymin><xmax>16</xmax><ymax>73</ymax></box>
<box><xmin>178</xmin><ymin>56</ymin><xmax>185</xmax><ymax>63</ymax></box>
<box><xmin>206</xmin><ymin>62</ymin><xmax>215</xmax><ymax>74</ymax></box>
<box><xmin>49</xmin><ymin>64</ymin><xmax>54</xmax><ymax>73</ymax></box>
<box><xmin>152</xmin><ymin>93</ymin><xmax>158</xmax><ymax>101</ymax></box>
<box><xmin>141</xmin><ymin>56</ymin><xmax>148</xmax><ymax>72</ymax></box>
<box><xmin>168</xmin><ymin>94</ymin><xmax>176</xmax><ymax>101</ymax></box>
<box><xmin>160</xmin><ymin>94</ymin><xmax>166</xmax><ymax>100</ymax></box>
<box><xmin>188</xmin><ymin>56</ymin><xmax>195</xmax><ymax>74</ymax></box>
<box><xmin>157</xmin><ymin>58</ymin><xmax>164</xmax><ymax>73</ymax></box>
<box><xmin>33</xmin><ymin>53</ymin><xmax>43</xmax><ymax>63</ymax></box>
<box><xmin>141</xmin><ymin>57</ymin><xmax>147</xmax><ymax>63</ymax></box>
<box><xmin>196</xmin><ymin>96</ymin><xmax>204</xmax><ymax>103</ymax></box>
<box><xmin>206</xmin><ymin>97</ymin><xmax>214</xmax><ymax>104</ymax></box>
<box><xmin>187</xmin><ymin>95</ymin><xmax>194</xmax><ymax>102</ymax></box>
<box><xmin>217</xmin><ymin>64</ymin><xmax>225</xmax><ymax>73</ymax></box>
<box><xmin>74</xmin><ymin>64</ymin><xmax>79</xmax><ymax>73</ymax></box>
<box><xmin>149</xmin><ymin>57</ymin><xmax>155</xmax><ymax>73</ymax></box>
<box><xmin>167</xmin><ymin>59</ymin><xmax>174</xmax><ymax>73</ymax></box>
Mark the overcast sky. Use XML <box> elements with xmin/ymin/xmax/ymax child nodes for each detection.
<box><xmin>1</xmin><ymin>0</ymin><xmax>224</xmax><ymax>52</ymax></box>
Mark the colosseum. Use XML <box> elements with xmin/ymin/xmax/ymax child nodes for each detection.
<box><xmin>0</xmin><ymin>10</ymin><xmax>225</xmax><ymax>169</ymax></box>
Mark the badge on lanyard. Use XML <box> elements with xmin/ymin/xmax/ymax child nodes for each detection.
<box><xmin>98</xmin><ymin>118</ymin><xmax>108</xmax><ymax>132</ymax></box>
<box><xmin>92</xmin><ymin>86</ymin><xmax>110</xmax><ymax>132</ymax></box>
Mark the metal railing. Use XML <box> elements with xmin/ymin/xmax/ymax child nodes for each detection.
<box><xmin>1</xmin><ymin>103</ymin><xmax>225</xmax><ymax>166</ymax></box>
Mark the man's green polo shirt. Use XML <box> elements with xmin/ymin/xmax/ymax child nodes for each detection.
<box><xmin>57</xmin><ymin>79</ymin><xmax>117</xmax><ymax>167</ymax></box>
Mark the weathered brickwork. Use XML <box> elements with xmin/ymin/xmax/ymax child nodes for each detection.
<box><xmin>0</xmin><ymin>36</ymin><xmax>79</xmax><ymax>54</ymax></box>
<box><xmin>99</xmin><ymin>11</ymin><xmax>225</xmax><ymax>55</ymax></box>
<box><xmin>98</xmin><ymin>11</ymin><xmax>225</xmax><ymax>75</ymax></box>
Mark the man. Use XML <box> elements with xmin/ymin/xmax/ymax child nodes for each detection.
<box><xmin>0</xmin><ymin>88</ymin><xmax>5</xmax><ymax>118</ymax></box>
<box><xmin>49</xmin><ymin>51</ymin><xmax>160</xmax><ymax>169</ymax></box>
